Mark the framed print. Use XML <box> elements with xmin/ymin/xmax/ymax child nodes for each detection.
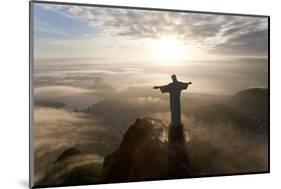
<box><xmin>29</xmin><ymin>1</ymin><xmax>270</xmax><ymax>188</ymax></box>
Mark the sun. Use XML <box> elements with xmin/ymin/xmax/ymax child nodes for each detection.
<box><xmin>152</xmin><ymin>37</ymin><xmax>187</xmax><ymax>63</ymax></box>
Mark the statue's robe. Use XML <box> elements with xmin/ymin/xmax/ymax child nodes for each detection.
<box><xmin>159</xmin><ymin>81</ymin><xmax>188</xmax><ymax>127</ymax></box>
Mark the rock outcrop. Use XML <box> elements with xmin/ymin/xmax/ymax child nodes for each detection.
<box><xmin>103</xmin><ymin>118</ymin><xmax>190</xmax><ymax>182</ymax></box>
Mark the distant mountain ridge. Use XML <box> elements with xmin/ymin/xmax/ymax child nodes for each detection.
<box><xmin>232</xmin><ymin>87</ymin><xmax>268</xmax><ymax>120</ymax></box>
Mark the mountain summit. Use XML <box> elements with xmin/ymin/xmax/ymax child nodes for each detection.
<box><xmin>103</xmin><ymin>118</ymin><xmax>190</xmax><ymax>182</ymax></box>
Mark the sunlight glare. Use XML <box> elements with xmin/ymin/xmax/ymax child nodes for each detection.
<box><xmin>152</xmin><ymin>37</ymin><xmax>188</xmax><ymax>63</ymax></box>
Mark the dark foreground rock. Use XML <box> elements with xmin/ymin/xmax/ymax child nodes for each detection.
<box><xmin>103</xmin><ymin>118</ymin><xmax>190</xmax><ymax>182</ymax></box>
<box><xmin>102</xmin><ymin>118</ymin><xmax>243</xmax><ymax>182</ymax></box>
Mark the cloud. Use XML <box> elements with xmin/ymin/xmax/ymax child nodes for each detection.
<box><xmin>40</xmin><ymin>4</ymin><xmax>65</xmax><ymax>11</ymax></box>
<box><xmin>34</xmin><ymin>86</ymin><xmax>91</xmax><ymax>99</ymax></box>
<box><xmin>67</xmin><ymin>6</ymin><xmax>83</xmax><ymax>16</ymax></box>
<box><xmin>33</xmin><ymin>107</ymin><xmax>119</xmax><ymax>182</ymax></box>
<box><xmin>34</xmin><ymin>86</ymin><xmax>101</xmax><ymax>109</ymax></box>
<box><xmin>40</xmin><ymin>4</ymin><xmax>268</xmax><ymax>56</ymax></box>
<box><xmin>34</xmin><ymin>56</ymin><xmax>268</xmax><ymax>95</ymax></box>
<box><xmin>33</xmin><ymin>107</ymin><xmax>98</xmax><ymax>181</ymax></box>
<box><xmin>35</xmin><ymin>26</ymin><xmax>70</xmax><ymax>36</ymax></box>
<box><xmin>213</xmin><ymin>29</ymin><xmax>268</xmax><ymax>55</ymax></box>
<box><xmin>33</xmin><ymin>85</ymin><xmax>268</xmax><ymax>183</ymax></box>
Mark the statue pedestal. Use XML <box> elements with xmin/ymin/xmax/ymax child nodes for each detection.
<box><xmin>168</xmin><ymin>124</ymin><xmax>185</xmax><ymax>144</ymax></box>
<box><xmin>167</xmin><ymin>124</ymin><xmax>190</xmax><ymax>177</ymax></box>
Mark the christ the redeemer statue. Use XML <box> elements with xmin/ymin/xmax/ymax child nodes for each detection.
<box><xmin>153</xmin><ymin>74</ymin><xmax>192</xmax><ymax>128</ymax></box>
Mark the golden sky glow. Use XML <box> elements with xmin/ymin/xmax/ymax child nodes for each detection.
<box><xmin>151</xmin><ymin>37</ymin><xmax>189</xmax><ymax>63</ymax></box>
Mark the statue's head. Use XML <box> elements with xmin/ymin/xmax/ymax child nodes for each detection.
<box><xmin>171</xmin><ymin>74</ymin><xmax>177</xmax><ymax>82</ymax></box>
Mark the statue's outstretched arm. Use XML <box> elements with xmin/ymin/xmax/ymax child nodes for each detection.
<box><xmin>153</xmin><ymin>86</ymin><xmax>160</xmax><ymax>89</ymax></box>
<box><xmin>181</xmin><ymin>81</ymin><xmax>192</xmax><ymax>89</ymax></box>
<box><xmin>153</xmin><ymin>84</ymin><xmax>171</xmax><ymax>93</ymax></box>
<box><xmin>153</xmin><ymin>85</ymin><xmax>167</xmax><ymax>89</ymax></box>
<box><xmin>183</xmin><ymin>81</ymin><xmax>192</xmax><ymax>85</ymax></box>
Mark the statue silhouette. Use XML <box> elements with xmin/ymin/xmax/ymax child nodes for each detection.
<box><xmin>154</xmin><ymin>75</ymin><xmax>191</xmax><ymax>177</ymax></box>
<box><xmin>153</xmin><ymin>74</ymin><xmax>192</xmax><ymax>127</ymax></box>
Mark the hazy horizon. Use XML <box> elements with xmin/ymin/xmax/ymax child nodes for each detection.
<box><xmin>34</xmin><ymin>3</ymin><xmax>268</xmax><ymax>97</ymax></box>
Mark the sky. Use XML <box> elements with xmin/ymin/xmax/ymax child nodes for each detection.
<box><xmin>33</xmin><ymin>2</ymin><xmax>269</xmax><ymax>95</ymax></box>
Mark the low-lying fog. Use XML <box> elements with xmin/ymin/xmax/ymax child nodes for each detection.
<box><xmin>33</xmin><ymin>58</ymin><xmax>268</xmax><ymax>183</ymax></box>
